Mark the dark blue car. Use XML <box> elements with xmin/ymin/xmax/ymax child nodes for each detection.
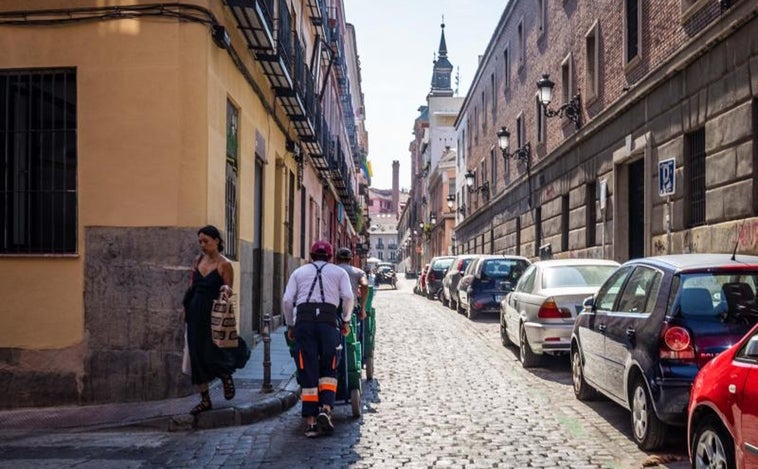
<box><xmin>457</xmin><ymin>255</ymin><xmax>531</xmax><ymax>319</ymax></box>
<box><xmin>571</xmin><ymin>254</ymin><xmax>758</xmax><ymax>450</ymax></box>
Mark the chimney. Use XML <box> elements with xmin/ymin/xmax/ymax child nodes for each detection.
<box><xmin>392</xmin><ymin>160</ymin><xmax>400</xmax><ymax>213</ymax></box>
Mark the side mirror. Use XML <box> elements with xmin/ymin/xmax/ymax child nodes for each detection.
<box><xmin>582</xmin><ymin>296</ymin><xmax>595</xmax><ymax>312</ymax></box>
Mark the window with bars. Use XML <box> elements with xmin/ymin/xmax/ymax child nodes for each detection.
<box><xmin>503</xmin><ymin>45</ymin><xmax>511</xmax><ymax>93</ymax></box>
<box><xmin>490</xmin><ymin>148</ymin><xmax>497</xmax><ymax>191</ymax></box>
<box><xmin>685</xmin><ymin>128</ymin><xmax>706</xmax><ymax>228</ymax></box>
<box><xmin>225</xmin><ymin>99</ymin><xmax>239</xmax><ymax>260</ymax></box>
<box><xmin>534</xmin><ymin>207</ymin><xmax>542</xmax><ymax>257</ymax></box>
<box><xmin>491</xmin><ymin>73</ymin><xmax>497</xmax><ymax>121</ymax></box>
<box><xmin>625</xmin><ymin>0</ymin><xmax>640</xmax><ymax>63</ymax></box>
<box><xmin>515</xmin><ymin>216</ymin><xmax>521</xmax><ymax>256</ymax></box>
<box><xmin>561</xmin><ymin>194</ymin><xmax>569</xmax><ymax>252</ymax></box>
<box><xmin>586</xmin><ymin>181</ymin><xmax>597</xmax><ymax>247</ymax></box>
<box><xmin>0</xmin><ymin>69</ymin><xmax>77</xmax><ymax>254</ymax></box>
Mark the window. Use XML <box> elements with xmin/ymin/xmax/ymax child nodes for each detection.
<box><xmin>561</xmin><ymin>194</ymin><xmax>569</xmax><ymax>252</ymax></box>
<box><xmin>515</xmin><ymin>216</ymin><xmax>521</xmax><ymax>256</ymax></box>
<box><xmin>490</xmin><ymin>148</ymin><xmax>497</xmax><ymax>190</ymax></box>
<box><xmin>518</xmin><ymin>18</ymin><xmax>525</xmax><ymax>68</ymax></box>
<box><xmin>617</xmin><ymin>266</ymin><xmax>662</xmax><ymax>313</ymax></box>
<box><xmin>480</xmin><ymin>159</ymin><xmax>487</xmax><ymax>195</ymax></box>
<box><xmin>561</xmin><ymin>54</ymin><xmax>573</xmax><ymax>106</ymax></box>
<box><xmin>491</xmin><ymin>73</ymin><xmax>497</xmax><ymax>120</ymax></box>
<box><xmin>503</xmin><ymin>45</ymin><xmax>511</xmax><ymax>93</ymax></box>
<box><xmin>535</xmin><ymin>93</ymin><xmax>545</xmax><ymax>144</ymax></box>
<box><xmin>225</xmin><ymin>99</ymin><xmax>239</xmax><ymax>260</ymax></box>
<box><xmin>586</xmin><ymin>181</ymin><xmax>597</xmax><ymax>247</ymax></box>
<box><xmin>287</xmin><ymin>170</ymin><xmax>295</xmax><ymax>255</ymax></box>
<box><xmin>516</xmin><ymin>112</ymin><xmax>524</xmax><ymax>148</ymax></box>
<box><xmin>585</xmin><ymin>22</ymin><xmax>599</xmax><ymax>102</ymax></box>
<box><xmin>537</xmin><ymin>0</ymin><xmax>546</xmax><ymax>37</ymax></box>
<box><xmin>534</xmin><ymin>206</ymin><xmax>542</xmax><ymax>257</ymax></box>
<box><xmin>1</xmin><ymin>69</ymin><xmax>77</xmax><ymax>254</ymax></box>
<box><xmin>685</xmin><ymin>128</ymin><xmax>706</xmax><ymax>228</ymax></box>
<box><xmin>595</xmin><ymin>266</ymin><xmax>634</xmax><ymax>311</ymax></box>
<box><xmin>625</xmin><ymin>0</ymin><xmax>641</xmax><ymax>64</ymax></box>
<box><xmin>481</xmin><ymin>91</ymin><xmax>487</xmax><ymax>131</ymax></box>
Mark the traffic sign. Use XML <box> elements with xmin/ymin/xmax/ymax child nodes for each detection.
<box><xmin>658</xmin><ymin>158</ymin><xmax>675</xmax><ymax>197</ymax></box>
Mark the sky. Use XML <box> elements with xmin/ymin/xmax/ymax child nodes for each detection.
<box><xmin>343</xmin><ymin>1</ymin><xmax>506</xmax><ymax>191</ymax></box>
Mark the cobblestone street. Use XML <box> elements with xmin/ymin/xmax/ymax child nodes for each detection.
<box><xmin>0</xmin><ymin>279</ymin><xmax>689</xmax><ymax>468</ymax></box>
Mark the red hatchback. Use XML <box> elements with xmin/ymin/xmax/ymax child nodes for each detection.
<box><xmin>688</xmin><ymin>323</ymin><xmax>758</xmax><ymax>469</ymax></box>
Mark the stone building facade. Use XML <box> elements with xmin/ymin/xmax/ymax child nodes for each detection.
<box><xmin>454</xmin><ymin>0</ymin><xmax>758</xmax><ymax>261</ymax></box>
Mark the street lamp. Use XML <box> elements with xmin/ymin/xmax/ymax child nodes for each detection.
<box><xmin>446</xmin><ymin>194</ymin><xmax>455</xmax><ymax>211</ymax></box>
<box><xmin>430</xmin><ymin>212</ymin><xmax>437</xmax><ymax>225</ymax></box>
<box><xmin>464</xmin><ymin>169</ymin><xmax>489</xmax><ymax>199</ymax></box>
<box><xmin>536</xmin><ymin>74</ymin><xmax>582</xmax><ymax>129</ymax></box>
<box><xmin>498</xmin><ymin>126</ymin><xmax>533</xmax><ymax>208</ymax></box>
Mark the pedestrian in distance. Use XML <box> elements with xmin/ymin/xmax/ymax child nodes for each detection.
<box><xmin>183</xmin><ymin>225</ymin><xmax>249</xmax><ymax>416</ymax></box>
<box><xmin>282</xmin><ymin>240</ymin><xmax>354</xmax><ymax>438</ymax></box>
<box><xmin>335</xmin><ymin>247</ymin><xmax>369</xmax><ymax>321</ymax></box>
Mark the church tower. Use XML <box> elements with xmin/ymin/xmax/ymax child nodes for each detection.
<box><xmin>429</xmin><ymin>21</ymin><xmax>454</xmax><ymax>97</ymax></box>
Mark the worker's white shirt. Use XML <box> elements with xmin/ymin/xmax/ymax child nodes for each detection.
<box><xmin>282</xmin><ymin>261</ymin><xmax>355</xmax><ymax>326</ymax></box>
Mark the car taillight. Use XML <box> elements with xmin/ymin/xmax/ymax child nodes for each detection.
<box><xmin>659</xmin><ymin>324</ymin><xmax>696</xmax><ymax>362</ymax></box>
<box><xmin>537</xmin><ymin>299</ymin><xmax>572</xmax><ymax>318</ymax></box>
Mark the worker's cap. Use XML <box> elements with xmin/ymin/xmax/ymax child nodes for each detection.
<box><xmin>310</xmin><ymin>240</ymin><xmax>333</xmax><ymax>257</ymax></box>
<box><xmin>336</xmin><ymin>247</ymin><xmax>353</xmax><ymax>260</ymax></box>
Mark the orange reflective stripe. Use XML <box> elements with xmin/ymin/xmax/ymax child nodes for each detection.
<box><xmin>298</xmin><ymin>351</ymin><xmax>304</xmax><ymax>370</ymax></box>
<box><xmin>302</xmin><ymin>393</ymin><xmax>319</xmax><ymax>402</ymax></box>
<box><xmin>319</xmin><ymin>383</ymin><xmax>337</xmax><ymax>393</ymax></box>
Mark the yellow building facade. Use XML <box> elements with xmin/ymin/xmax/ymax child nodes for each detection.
<box><xmin>0</xmin><ymin>0</ymin><xmax>367</xmax><ymax>408</ymax></box>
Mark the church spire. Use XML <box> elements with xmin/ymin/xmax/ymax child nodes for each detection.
<box><xmin>430</xmin><ymin>17</ymin><xmax>453</xmax><ymax>97</ymax></box>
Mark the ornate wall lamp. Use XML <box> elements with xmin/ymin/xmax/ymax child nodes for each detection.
<box><xmin>536</xmin><ymin>74</ymin><xmax>582</xmax><ymax>129</ymax></box>
<box><xmin>464</xmin><ymin>169</ymin><xmax>490</xmax><ymax>199</ymax></box>
<box><xmin>446</xmin><ymin>195</ymin><xmax>455</xmax><ymax>211</ymax></box>
<box><xmin>497</xmin><ymin>126</ymin><xmax>533</xmax><ymax>208</ymax></box>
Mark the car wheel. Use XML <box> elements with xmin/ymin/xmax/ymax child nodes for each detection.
<box><xmin>630</xmin><ymin>378</ymin><xmax>666</xmax><ymax>450</ymax></box>
<box><xmin>466</xmin><ymin>302</ymin><xmax>478</xmax><ymax>320</ymax></box>
<box><xmin>692</xmin><ymin>417</ymin><xmax>735</xmax><ymax>469</ymax></box>
<box><xmin>500</xmin><ymin>312</ymin><xmax>512</xmax><ymax>347</ymax></box>
<box><xmin>441</xmin><ymin>291</ymin><xmax>449</xmax><ymax>306</ymax></box>
<box><xmin>457</xmin><ymin>298</ymin><xmax>465</xmax><ymax>315</ymax></box>
<box><xmin>571</xmin><ymin>346</ymin><xmax>596</xmax><ymax>400</ymax></box>
<box><xmin>519</xmin><ymin>325</ymin><xmax>540</xmax><ymax>368</ymax></box>
<box><xmin>449</xmin><ymin>295</ymin><xmax>457</xmax><ymax>311</ymax></box>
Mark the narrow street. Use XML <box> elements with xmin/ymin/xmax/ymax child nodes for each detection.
<box><xmin>0</xmin><ymin>279</ymin><xmax>688</xmax><ymax>468</ymax></box>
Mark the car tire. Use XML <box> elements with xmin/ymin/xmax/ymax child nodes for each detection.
<box><xmin>630</xmin><ymin>377</ymin><xmax>666</xmax><ymax>450</ymax></box>
<box><xmin>466</xmin><ymin>302</ymin><xmax>478</xmax><ymax>320</ymax></box>
<box><xmin>692</xmin><ymin>417</ymin><xmax>735</xmax><ymax>469</ymax></box>
<box><xmin>500</xmin><ymin>312</ymin><xmax>512</xmax><ymax>347</ymax></box>
<box><xmin>441</xmin><ymin>291</ymin><xmax>449</xmax><ymax>307</ymax></box>
<box><xmin>571</xmin><ymin>346</ymin><xmax>596</xmax><ymax>401</ymax></box>
<box><xmin>519</xmin><ymin>325</ymin><xmax>540</xmax><ymax>368</ymax></box>
<box><xmin>449</xmin><ymin>295</ymin><xmax>457</xmax><ymax>311</ymax></box>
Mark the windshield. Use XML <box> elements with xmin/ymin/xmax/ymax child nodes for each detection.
<box><xmin>481</xmin><ymin>259</ymin><xmax>529</xmax><ymax>279</ymax></box>
<box><xmin>677</xmin><ymin>271</ymin><xmax>758</xmax><ymax>320</ymax></box>
<box><xmin>432</xmin><ymin>258</ymin><xmax>454</xmax><ymax>270</ymax></box>
<box><xmin>542</xmin><ymin>265</ymin><xmax>618</xmax><ymax>288</ymax></box>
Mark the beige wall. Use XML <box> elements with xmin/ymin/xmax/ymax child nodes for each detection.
<box><xmin>0</xmin><ymin>5</ymin><xmax>287</xmax><ymax>348</ymax></box>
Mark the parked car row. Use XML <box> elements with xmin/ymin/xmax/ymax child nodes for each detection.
<box><xmin>420</xmin><ymin>251</ymin><xmax>758</xmax><ymax>461</ymax></box>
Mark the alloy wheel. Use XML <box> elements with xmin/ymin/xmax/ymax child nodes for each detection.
<box><xmin>694</xmin><ymin>428</ymin><xmax>729</xmax><ymax>469</ymax></box>
<box><xmin>632</xmin><ymin>385</ymin><xmax>649</xmax><ymax>442</ymax></box>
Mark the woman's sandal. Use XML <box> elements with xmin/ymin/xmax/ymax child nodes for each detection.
<box><xmin>221</xmin><ymin>374</ymin><xmax>235</xmax><ymax>400</ymax></box>
<box><xmin>190</xmin><ymin>398</ymin><xmax>212</xmax><ymax>416</ymax></box>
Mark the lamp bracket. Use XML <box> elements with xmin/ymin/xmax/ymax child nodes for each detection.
<box><xmin>543</xmin><ymin>94</ymin><xmax>582</xmax><ymax>129</ymax></box>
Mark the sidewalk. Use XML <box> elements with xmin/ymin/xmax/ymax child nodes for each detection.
<box><xmin>0</xmin><ymin>326</ymin><xmax>299</xmax><ymax>432</ymax></box>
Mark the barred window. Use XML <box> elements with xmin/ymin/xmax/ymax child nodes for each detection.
<box><xmin>586</xmin><ymin>181</ymin><xmax>597</xmax><ymax>247</ymax></box>
<box><xmin>1</xmin><ymin>69</ymin><xmax>77</xmax><ymax>254</ymax></box>
<box><xmin>225</xmin><ymin>99</ymin><xmax>239</xmax><ymax>260</ymax></box>
<box><xmin>685</xmin><ymin>128</ymin><xmax>706</xmax><ymax>228</ymax></box>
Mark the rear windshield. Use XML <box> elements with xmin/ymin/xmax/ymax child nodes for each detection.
<box><xmin>432</xmin><ymin>258</ymin><xmax>454</xmax><ymax>270</ymax></box>
<box><xmin>677</xmin><ymin>272</ymin><xmax>758</xmax><ymax>321</ymax></box>
<box><xmin>481</xmin><ymin>259</ymin><xmax>530</xmax><ymax>280</ymax></box>
<box><xmin>543</xmin><ymin>265</ymin><xmax>618</xmax><ymax>289</ymax></box>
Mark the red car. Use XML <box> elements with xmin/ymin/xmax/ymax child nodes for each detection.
<box><xmin>688</xmin><ymin>323</ymin><xmax>758</xmax><ymax>469</ymax></box>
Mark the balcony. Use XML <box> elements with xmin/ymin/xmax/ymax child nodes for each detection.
<box><xmin>305</xmin><ymin>0</ymin><xmax>326</xmax><ymax>26</ymax></box>
<box><xmin>225</xmin><ymin>0</ymin><xmax>275</xmax><ymax>51</ymax></box>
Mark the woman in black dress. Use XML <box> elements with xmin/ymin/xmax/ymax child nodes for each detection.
<box><xmin>184</xmin><ymin>225</ymin><xmax>248</xmax><ymax>415</ymax></box>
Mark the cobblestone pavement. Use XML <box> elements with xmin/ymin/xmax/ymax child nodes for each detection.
<box><xmin>0</xmin><ymin>279</ymin><xmax>689</xmax><ymax>468</ymax></box>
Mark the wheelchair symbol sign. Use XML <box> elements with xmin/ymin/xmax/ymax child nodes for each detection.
<box><xmin>658</xmin><ymin>158</ymin><xmax>675</xmax><ymax>197</ymax></box>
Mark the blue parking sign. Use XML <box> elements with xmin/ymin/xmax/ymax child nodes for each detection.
<box><xmin>658</xmin><ymin>158</ymin><xmax>675</xmax><ymax>196</ymax></box>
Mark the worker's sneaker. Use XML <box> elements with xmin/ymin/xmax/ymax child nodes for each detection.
<box><xmin>304</xmin><ymin>424</ymin><xmax>319</xmax><ymax>438</ymax></box>
<box><xmin>317</xmin><ymin>408</ymin><xmax>334</xmax><ymax>434</ymax></box>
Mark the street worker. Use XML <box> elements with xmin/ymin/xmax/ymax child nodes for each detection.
<box><xmin>282</xmin><ymin>240</ymin><xmax>354</xmax><ymax>438</ymax></box>
<box><xmin>335</xmin><ymin>247</ymin><xmax>369</xmax><ymax>321</ymax></box>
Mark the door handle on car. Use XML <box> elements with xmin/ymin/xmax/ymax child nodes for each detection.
<box><xmin>626</xmin><ymin>327</ymin><xmax>636</xmax><ymax>338</ymax></box>
<box><xmin>597</xmin><ymin>324</ymin><xmax>607</xmax><ymax>332</ymax></box>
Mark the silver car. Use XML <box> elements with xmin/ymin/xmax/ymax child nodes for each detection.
<box><xmin>500</xmin><ymin>258</ymin><xmax>620</xmax><ymax>367</ymax></box>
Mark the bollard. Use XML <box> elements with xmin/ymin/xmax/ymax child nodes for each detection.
<box><xmin>261</xmin><ymin>313</ymin><xmax>273</xmax><ymax>393</ymax></box>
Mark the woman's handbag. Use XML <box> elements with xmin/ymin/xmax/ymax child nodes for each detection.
<box><xmin>210</xmin><ymin>293</ymin><xmax>239</xmax><ymax>348</ymax></box>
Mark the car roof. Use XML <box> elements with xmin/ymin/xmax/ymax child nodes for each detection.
<box><xmin>627</xmin><ymin>253</ymin><xmax>758</xmax><ymax>272</ymax></box>
<box><xmin>533</xmin><ymin>259</ymin><xmax>620</xmax><ymax>267</ymax></box>
<box><xmin>474</xmin><ymin>254</ymin><xmax>531</xmax><ymax>262</ymax></box>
